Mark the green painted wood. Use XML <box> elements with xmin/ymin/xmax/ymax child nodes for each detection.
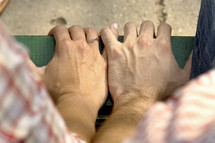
<box><xmin>14</xmin><ymin>36</ymin><xmax>194</xmax><ymax>115</ymax></box>
<box><xmin>15</xmin><ymin>36</ymin><xmax>55</xmax><ymax>67</ymax></box>
<box><xmin>15</xmin><ymin>36</ymin><xmax>194</xmax><ymax>68</ymax></box>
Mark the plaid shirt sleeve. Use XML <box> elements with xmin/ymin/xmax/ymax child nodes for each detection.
<box><xmin>125</xmin><ymin>69</ymin><xmax>215</xmax><ymax>143</ymax></box>
<box><xmin>0</xmin><ymin>25</ymin><xmax>86</xmax><ymax>143</ymax></box>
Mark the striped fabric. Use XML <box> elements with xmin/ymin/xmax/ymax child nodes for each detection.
<box><xmin>125</xmin><ymin>69</ymin><xmax>215</xmax><ymax>143</ymax></box>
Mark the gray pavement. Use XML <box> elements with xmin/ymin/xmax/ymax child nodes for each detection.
<box><xmin>0</xmin><ymin>0</ymin><xmax>201</xmax><ymax>36</ymax></box>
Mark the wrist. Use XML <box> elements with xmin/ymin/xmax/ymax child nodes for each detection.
<box><xmin>93</xmin><ymin>91</ymin><xmax>155</xmax><ymax>143</ymax></box>
<box><xmin>113</xmin><ymin>91</ymin><xmax>155</xmax><ymax>114</ymax></box>
<box><xmin>57</xmin><ymin>93</ymin><xmax>98</xmax><ymax>123</ymax></box>
<box><xmin>56</xmin><ymin>93</ymin><xmax>98</xmax><ymax>142</ymax></box>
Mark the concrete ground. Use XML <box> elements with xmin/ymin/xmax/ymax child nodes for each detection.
<box><xmin>0</xmin><ymin>0</ymin><xmax>201</xmax><ymax>36</ymax></box>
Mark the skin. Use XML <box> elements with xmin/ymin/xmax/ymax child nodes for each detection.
<box><xmin>92</xmin><ymin>21</ymin><xmax>192</xmax><ymax>143</ymax></box>
<box><xmin>27</xmin><ymin>21</ymin><xmax>192</xmax><ymax>143</ymax></box>
<box><xmin>27</xmin><ymin>25</ymin><xmax>108</xmax><ymax>143</ymax></box>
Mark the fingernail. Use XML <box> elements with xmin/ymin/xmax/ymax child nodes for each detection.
<box><xmin>113</xmin><ymin>23</ymin><xmax>118</xmax><ymax>29</ymax></box>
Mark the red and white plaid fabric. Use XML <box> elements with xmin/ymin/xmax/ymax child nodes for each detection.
<box><xmin>0</xmin><ymin>25</ymin><xmax>86</xmax><ymax>143</ymax></box>
<box><xmin>125</xmin><ymin>69</ymin><xmax>215</xmax><ymax>143</ymax></box>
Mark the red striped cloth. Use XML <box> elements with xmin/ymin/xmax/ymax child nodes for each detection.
<box><xmin>125</xmin><ymin>69</ymin><xmax>215</xmax><ymax>143</ymax></box>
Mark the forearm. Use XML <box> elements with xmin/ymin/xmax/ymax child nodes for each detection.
<box><xmin>57</xmin><ymin>94</ymin><xmax>98</xmax><ymax>143</ymax></box>
<box><xmin>93</xmin><ymin>94</ymin><xmax>154</xmax><ymax>143</ymax></box>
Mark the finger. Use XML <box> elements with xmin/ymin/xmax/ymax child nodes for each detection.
<box><xmin>139</xmin><ymin>20</ymin><xmax>155</xmax><ymax>38</ymax></box>
<box><xmin>100</xmin><ymin>26</ymin><xmax>119</xmax><ymax>52</ymax></box>
<box><xmin>124</xmin><ymin>22</ymin><xmax>137</xmax><ymax>44</ymax></box>
<box><xmin>48</xmin><ymin>25</ymin><xmax>71</xmax><ymax>43</ymax></box>
<box><xmin>110</xmin><ymin>23</ymin><xmax>119</xmax><ymax>40</ymax></box>
<box><xmin>68</xmin><ymin>25</ymin><xmax>86</xmax><ymax>41</ymax></box>
<box><xmin>157</xmin><ymin>23</ymin><xmax>172</xmax><ymax>38</ymax></box>
<box><xmin>84</xmin><ymin>28</ymin><xmax>99</xmax><ymax>48</ymax></box>
<box><xmin>183</xmin><ymin>51</ymin><xmax>193</xmax><ymax>75</ymax></box>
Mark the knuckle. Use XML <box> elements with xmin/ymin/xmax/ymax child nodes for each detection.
<box><xmin>61</xmin><ymin>38</ymin><xmax>71</xmax><ymax>44</ymax></box>
<box><xmin>137</xmin><ymin>35</ymin><xmax>150</xmax><ymax>47</ymax></box>
<box><xmin>125</xmin><ymin>40</ymin><xmax>134</xmax><ymax>48</ymax></box>
<box><xmin>157</xmin><ymin>36</ymin><xmax>171</xmax><ymax>50</ymax></box>
<box><xmin>58</xmin><ymin>38</ymin><xmax>73</xmax><ymax>53</ymax></box>
<box><xmin>61</xmin><ymin>38</ymin><xmax>73</xmax><ymax>48</ymax></box>
<box><xmin>78</xmin><ymin>40</ymin><xmax>89</xmax><ymax>53</ymax></box>
<box><xmin>158</xmin><ymin>36</ymin><xmax>168</xmax><ymax>46</ymax></box>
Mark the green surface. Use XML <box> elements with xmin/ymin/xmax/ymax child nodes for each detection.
<box><xmin>14</xmin><ymin>36</ymin><xmax>194</xmax><ymax>115</ymax></box>
<box><xmin>15</xmin><ymin>36</ymin><xmax>194</xmax><ymax>69</ymax></box>
<box><xmin>15</xmin><ymin>36</ymin><xmax>56</xmax><ymax>67</ymax></box>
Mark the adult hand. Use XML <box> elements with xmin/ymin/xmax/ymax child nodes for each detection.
<box><xmin>27</xmin><ymin>25</ymin><xmax>108</xmax><ymax>110</ymax></box>
<box><xmin>27</xmin><ymin>25</ymin><xmax>108</xmax><ymax>142</ymax></box>
<box><xmin>101</xmin><ymin>21</ymin><xmax>192</xmax><ymax>107</ymax></box>
<box><xmin>93</xmin><ymin>21</ymin><xmax>192</xmax><ymax>143</ymax></box>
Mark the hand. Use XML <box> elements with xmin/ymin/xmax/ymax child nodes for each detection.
<box><xmin>100</xmin><ymin>21</ymin><xmax>192</xmax><ymax>107</ymax></box>
<box><xmin>27</xmin><ymin>25</ymin><xmax>108</xmax><ymax>110</ymax></box>
<box><xmin>27</xmin><ymin>25</ymin><xmax>108</xmax><ymax>142</ymax></box>
<box><xmin>93</xmin><ymin>21</ymin><xmax>192</xmax><ymax>143</ymax></box>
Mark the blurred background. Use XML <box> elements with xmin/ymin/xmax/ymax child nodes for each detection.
<box><xmin>0</xmin><ymin>0</ymin><xmax>201</xmax><ymax>36</ymax></box>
